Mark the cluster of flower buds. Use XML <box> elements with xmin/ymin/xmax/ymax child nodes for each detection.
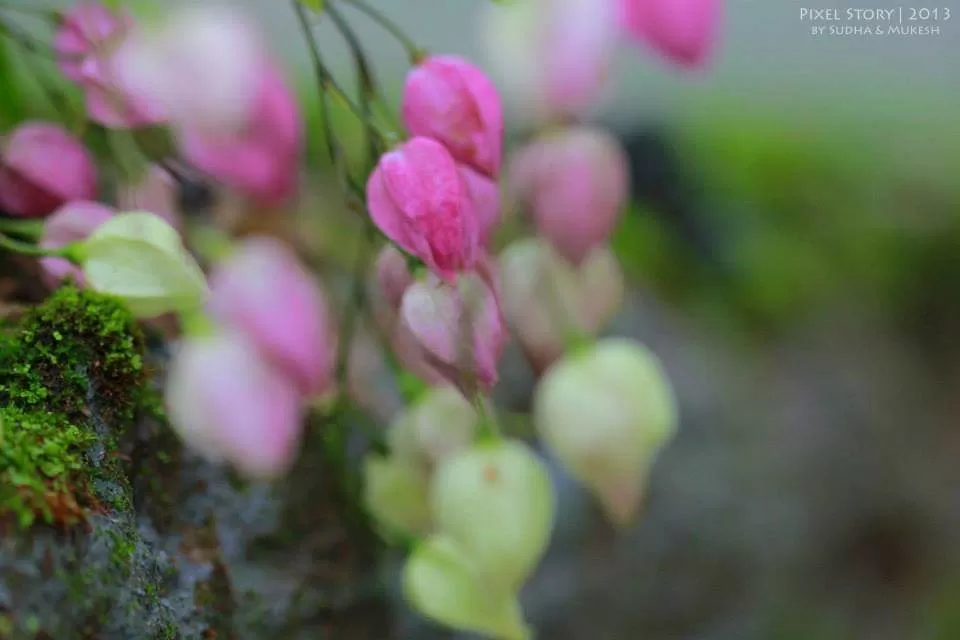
<box><xmin>482</xmin><ymin>0</ymin><xmax>721</xmax><ymax>120</ymax></box>
<box><xmin>166</xmin><ymin>236</ymin><xmax>337</xmax><ymax>479</ymax></box>
<box><xmin>363</xmin><ymin>383</ymin><xmax>555</xmax><ymax>639</ymax></box>
<box><xmin>0</xmin><ymin>1</ymin><xmax>713</xmax><ymax>637</ymax></box>
<box><xmin>50</xmin><ymin>2</ymin><xmax>301</xmax><ymax>204</ymax></box>
<box><xmin>365</xmin><ymin>53</ymin><xmax>509</xmax><ymax>394</ymax></box>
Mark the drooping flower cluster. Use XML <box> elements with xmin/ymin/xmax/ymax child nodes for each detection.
<box><xmin>166</xmin><ymin>236</ymin><xmax>337</xmax><ymax>479</ymax></box>
<box><xmin>366</xmin><ymin>53</ymin><xmax>509</xmax><ymax>393</ymax></box>
<box><xmin>0</xmin><ymin>0</ymin><xmax>719</xmax><ymax>637</ymax></box>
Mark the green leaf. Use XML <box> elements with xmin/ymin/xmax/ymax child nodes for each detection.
<box><xmin>299</xmin><ymin>0</ymin><xmax>325</xmax><ymax>12</ymax></box>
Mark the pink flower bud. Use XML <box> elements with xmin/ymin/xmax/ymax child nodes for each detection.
<box><xmin>54</xmin><ymin>2</ymin><xmax>165</xmax><ymax>128</ymax></box>
<box><xmin>459</xmin><ymin>165</ymin><xmax>501</xmax><ymax>249</ymax></box>
<box><xmin>0</xmin><ymin>122</ymin><xmax>97</xmax><ymax>217</ymax></box>
<box><xmin>510</xmin><ymin>127</ymin><xmax>628</xmax><ymax>265</ymax></box>
<box><xmin>39</xmin><ymin>201</ymin><xmax>115</xmax><ymax>288</ymax></box>
<box><xmin>177</xmin><ymin>61</ymin><xmax>300</xmax><ymax>205</ymax></box>
<box><xmin>498</xmin><ymin>238</ymin><xmax>584</xmax><ymax>375</ymax></box>
<box><xmin>367</xmin><ymin>138</ymin><xmax>479</xmax><ymax>280</ymax></box>
<box><xmin>619</xmin><ymin>0</ymin><xmax>721</xmax><ymax>68</ymax></box>
<box><xmin>113</xmin><ymin>5</ymin><xmax>265</xmax><ymax>135</ymax></box>
<box><xmin>366</xmin><ymin>246</ymin><xmax>449</xmax><ymax>387</ymax></box>
<box><xmin>481</xmin><ymin>0</ymin><xmax>618</xmax><ymax>121</ymax></box>
<box><xmin>402</xmin><ymin>55</ymin><xmax>504</xmax><ymax>178</ymax></box>
<box><xmin>117</xmin><ymin>165</ymin><xmax>182</xmax><ymax>232</ymax></box>
<box><xmin>208</xmin><ymin>237</ymin><xmax>336</xmax><ymax>397</ymax></box>
<box><xmin>500</xmin><ymin>240</ymin><xmax>625</xmax><ymax>375</ymax></box>
<box><xmin>400</xmin><ymin>271</ymin><xmax>506</xmax><ymax>392</ymax></box>
<box><xmin>374</xmin><ymin>245</ymin><xmax>414</xmax><ymax>311</ymax></box>
<box><xmin>165</xmin><ymin>331</ymin><xmax>304</xmax><ymax>480</ymax></box>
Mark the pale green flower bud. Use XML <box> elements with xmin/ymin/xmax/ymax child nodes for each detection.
<box><xmin>80</xmin><ymin>211</ymin><xmax>208</xmax><ymax>318</ymax></box>
<box><xmin>362</xmin><ymin>453</ymin><xmax>432</xmax><ymax>539</ymax></box>
<box><xmin>388</xmin><ymin>385</ymin><xmax>481</xmax><ymax>468</ymax></box>
<box><xmin>533</xmin><ymin>338</ymin><xmax>678</xmax><ymax>526</ymax></box>
<box><xmin>403</xmin><ymin>534</ymin><xmax>531</xmax><ymax>640</ymax></box>
<box><xmin>431</xmin><ymin>439</ymin><xmax>555</xmax><ymax>592</ymax></box>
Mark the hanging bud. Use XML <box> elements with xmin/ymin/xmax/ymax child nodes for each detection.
<box><xmin>54</xmin><ymin>2</ymin><xmax>166</xmax><ymax>128</ymax></box>
<box><xmin>403</xmin><ymin>534</ymin><xmax>532</xmax><ymax>640</ymax></box>
<box><xmin>431</xmin><ymin>439</ymin><xmax>555</xmax><ymax>593</ymax></box>
<box><xmin>39</xmin><ymin>201</ymin><xmax>115</xmax><ymax>288</ymax></box>
<box><xmin>459</xmin><ymin>164</ymin><xmax>501</xmax><ymax>249</ymax></box>
<box><xmin>499</xmin><ymin>239</ymin><xmax>625</xmax><ymax>374</ymax></box>
<box><xmin>618</xmin><ymin>0</ymin><xmax>722</xmax><ymax>68</ymax></box>
<box><xmin>366</xmin><ymin>137</ymin><xmax>479</xmax><ymax>281</ymax></box>
<box><xmin>117</xmin><ymin>164</ymin><xmax>183</xmax><ymax>232</ymax></box>
<box><xmin>0</xmin><ymin>122</ymin><xmax>98</xmax><ymax>217</ymax></box>
<box><xmin>165</xmin><ymin>330</ymin><xmax>305</xmax><ymax>480</ymax></box>
<box><xmin>80</xmin><ymin>211</ymin><xmax>209</xmax><ymax>318</ymax></box>
<box><xmin>373</xmin><ymin>244</ymin><xmax>414</xmax><ymax>312</ymax></box>
<box><xmin>207</xmin><ymin>236</ymin><xmax>336</xmax><ymax>397</ymax></box>
<box><xmin>509</xmin><ymin>126</ymin><xmax>628</xmax><ymax>265</ymax></box>
<box><xmin>533</xmin><ymin>338</ymin><xmax>678</xmax><ymax>526</ymax></box>
<box><xmin>388</xmin><ymin>385</ymin><xmax>480</xmax><ymax>467</ymax></box>
<box><xmin>402</xmin><ymin>55</ymin><xmax>504</xmax><ymax>178</ymax></box>
<box><xmin>111</xmin><ymin>4</ymin><xmax>265</xmax><ymax>134</ymax></box>
<box><xmin>400</xmin><ymin>270</ymin><xmax>506</xmax><ymax>392</ymax></box>
<box><xmin>578</xmin><ymin>244</ymin><xmax>625</xmax><ymax>332</ymax></box>
<box><xmin>363</xmin><ymin>453</ymin><xmax>433</xmax><ymax>539</ymax></box>
<box><xmin>176</xmin><ymin>61</ymin><xmax>301</xmax><ymax>205</ymax></box>
<box><xmin>480</xmin><ymin>0</ymin><xmax>618</xmax><ymax>122</ymax></box>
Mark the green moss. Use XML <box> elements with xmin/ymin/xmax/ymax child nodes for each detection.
<box><xmin>0</xmin><ymin>407</ymin><xmax>96</xmax><ymax>528</ymax></box>
<box><xmin>0</xmin><ymin>286</ymin><xmax>146</xmax><ymax>529</ymax></box>
<box><xmin>0</xmin><ymin>285</ymin><xmax>146</xmax><ymax>425</ymax></box>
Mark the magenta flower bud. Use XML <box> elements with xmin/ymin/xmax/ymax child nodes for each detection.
<box><xmin>165</xmin><ymin>331</ymin><xmax>304</xmax><ymax>480</ymax></box>
<box><xmin>459</xmin><ymin>165</ymin><xmax>501</xmax><ymax>249</ymax></box>
<box><xmin>510</xmin><ymin>127</ymin><xmax>628</xmax><ymax>265</ymax></box>
<box><xmin>54</xmin><ymin>2</ymin><xmax>165</xmax><ymax>128</ymax></box>
<box><xmin>619</xmin><ymin>0</ymin><xmax>721</xmax><ymax>68</ymax></box>
<box><xmin>39</xmin><ymin>201</ymin><xmax>115</xmax><ymax>288</ymax></box>
<box><xmin>117</xmin><ymin>165</ymin><xmax>183</xmax><ymax>232</ymax></box>
<box><xmin>402</xmin><ymin>55</ymin><xmax>504</xmax><ymax>178</ymax></box>
<box><xmin>177</xmin><ymin>61</ymin><xmax>300</xmax><ymax>205</ymax></box>
<box><xmin>400</xmin><ymin>271</ymin><xmax>507</xmax><ymax>392</ymax></box>
<box><xmin>367</xmin><ymin>137</ymin><xmax>479</xmax><ymax>281</ymax></box>
<box><xmin>208</xmin><ymin>236</ymin><xmax>336</xmax><ymax>397</ymax></box>
<box><xmin>481</xmin><ymin>0</ymin><xmax>618</xmax><ymax>121</ymax></box>
<box><xmin>0</xmin><ymin>122</ymin><xmax>97</xmax><ymax>217</ymax></box>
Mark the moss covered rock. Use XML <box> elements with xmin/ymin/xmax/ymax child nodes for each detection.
<box><xmin>0</xmin><ymin>286</ymin><xmax>388</xmax><ymax>639</ymax></box>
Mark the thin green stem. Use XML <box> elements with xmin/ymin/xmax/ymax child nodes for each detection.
<box><xmin>473</xmin><ymin>394</ymin><xmax>501</xmax><ymax>440</ymax></box>
<box><xmin>0</xmin><ymin>233</ymin><xmax>73</xmax><ymax>260</ymax></box>
<box><xmin>0</xmin><ymin>218</ymin><xmax>43</xmax><ymax>239</ymax></box>
<box><xmin>326</xmin><ymin>2</ymin><xmax>393</xmax><ymax>157</ymax></box>
<box><xmin>294</xmin><ymin>1</ymin><xmax>395</xmax><ymax>148</ymax></box>
<box><xmin>339</xmin><ymin>0</ymin><xmax>425</xmax><ymax>63</ymax></box>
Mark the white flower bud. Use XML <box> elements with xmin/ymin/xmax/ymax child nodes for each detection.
<box><xmin>533</xmin><ymin>338</ymin><xmax>677</xmax><ymax>526</ymax></box>
<box><xmin>362</xmin><ymin>453</ymin><xmax>433</xmax><ymax>539</ymax></box>
<box><xmin>403</xmin><ymin>534</ymin><xmax>531</xmax><ymax>640</ymax></box>
<box><xmin>388</xmin><ymin>385</ymin><xmax>480</xmax><ymax>468</ymax></box>
<box><xmin>431</xmin><ymin>439</ymin><xmax>555</xmax><ymax>592</ymax></box>
<box><xmin>81</xmin><ymin>211</ymin><xmax>208</xmax><ymax>318</ymax></box>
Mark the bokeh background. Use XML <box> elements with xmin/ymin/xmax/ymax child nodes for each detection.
<box><xmin>3</xmin><ymin>1</ymin><xmax>960</xmax><ymax>638</ymax></box>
